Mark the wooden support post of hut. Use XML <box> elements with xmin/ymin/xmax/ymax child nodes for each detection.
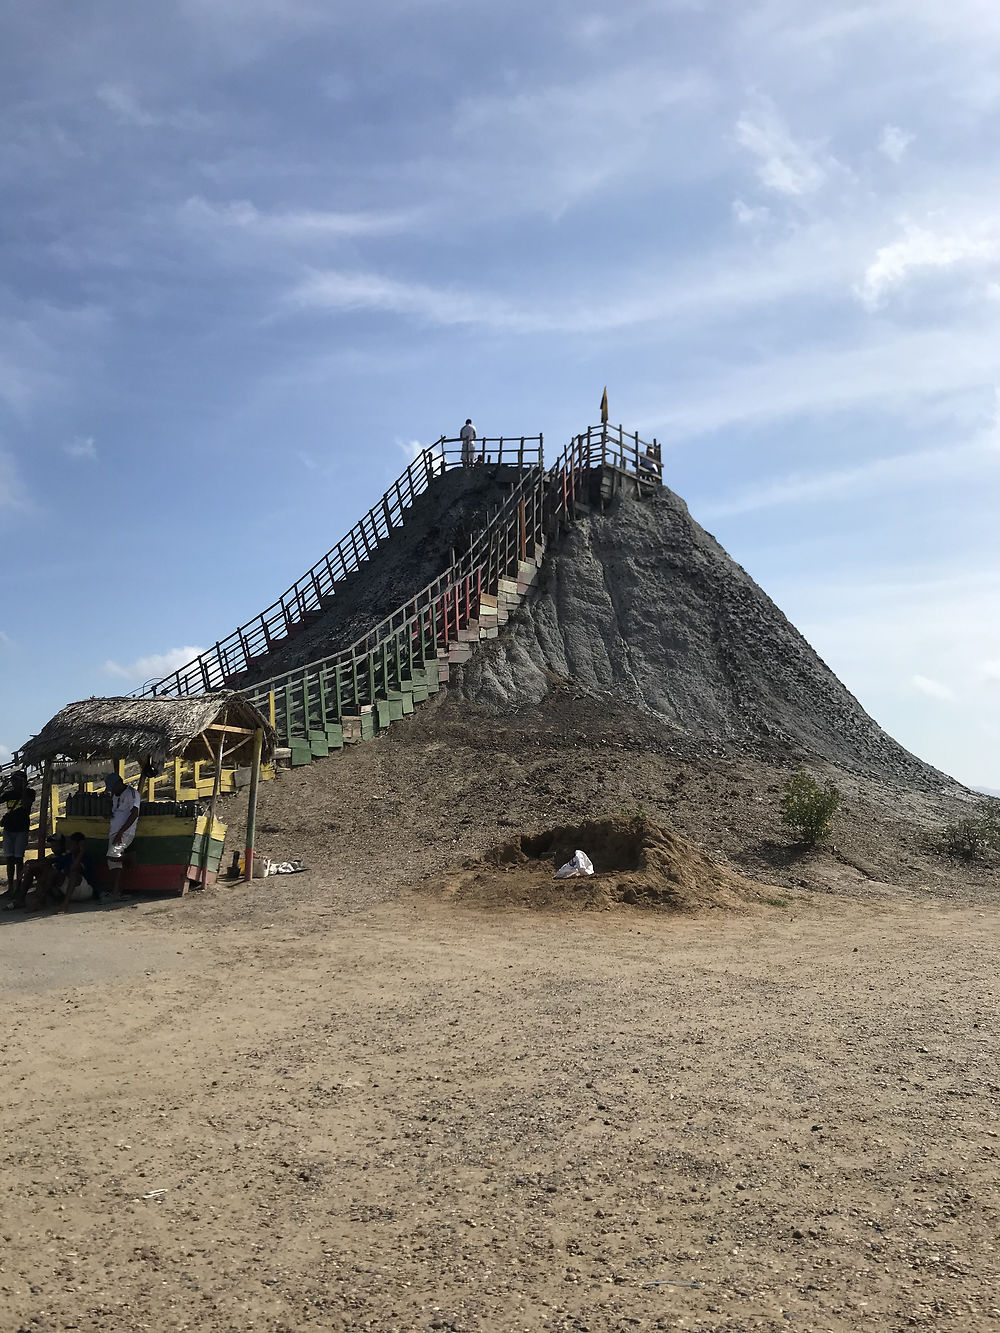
<box><xmin>243</xmin><ymin>726</ymin><xmax>264</xmax><ymax>883</ymax></box>
<box><xmin>20</xmin><ymin>692</ymin><xmax>275</xmax><ymax>899</ymax></box>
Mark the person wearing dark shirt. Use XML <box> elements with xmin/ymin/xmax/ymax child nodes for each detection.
<box><xmin>55</xmin><ymin>832</ymin><xmax>96</xmax><ymax>913</ymax></box>
<box><xmin>0</xmin><ymin>769</ymin><xmax>36</xmax><ymax>901</ymax></box>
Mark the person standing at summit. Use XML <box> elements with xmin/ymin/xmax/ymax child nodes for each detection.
<box><xmin>460</xmin><ymin>418</ymin><xmax>477</xmax><ymax>467</ymax></box>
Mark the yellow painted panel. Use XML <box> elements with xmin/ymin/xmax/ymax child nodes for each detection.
<box><xmin>55</xmin><ymin>813</ymin><xmax>225</xmax><ymax>841</ymax></box>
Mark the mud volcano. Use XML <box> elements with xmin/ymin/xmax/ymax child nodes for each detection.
<box><xmin>459</xmin><ymin>487</ymin><xmax>954</xmax><ymax>791</ymax></box>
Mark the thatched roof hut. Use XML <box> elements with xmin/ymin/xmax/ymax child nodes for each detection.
<box><xmin>20</xmin><ymin>692</ymin><xmax>275</xmax><ymax>770</ymax></box>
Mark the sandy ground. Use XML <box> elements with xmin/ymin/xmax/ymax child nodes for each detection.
<box><xmin>3</xmin><ymin>881</ymin><xmax>1000</xmax><ymax>1333</ymax></box>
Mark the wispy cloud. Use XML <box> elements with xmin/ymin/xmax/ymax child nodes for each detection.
<box><xmin>856</xmin><ymin>220</ymin><xmax>1000</xmax><ymax>309</ymax></box>
<box><xmin>63</xmin><ymin>436</ymin><xmax>98</xmax><ymax>461</ymax></box>
<box><xmin>652</xmin><ymin>319</ymin><xmax>1000</xmax><ymax>443</ymax></box>
<box><xmin>878</xmin><ymin>124</ymin><xmax>914</xmax><ymax>163</ymax></box>
<box><xmin>699</xmin><ymin>431</ymin><xmax>1000</xmax><ymax>519</ymax></box>
<box><xmin>96</xmin><ymin>84</ymin><xmax>159</xmax><ymax>128</ymax></box>
<box><xmin>291</xmin><ymin>269</ymin><xmax>519</xmax><ymax>329</ymax></box>
<box><xmin>0</xmin><ymin>451</ymin><xmax>30</xmax><ymax>513</ymax></box>
<box><xmin>732</xmin><ymin>198</ymin><xmax>771</xmax><ymax>227</ymax></box>
<box><xmin>180</xmin><ymin>196</ymin><xmax>418</xmax><ymax>242</ymax></box>
<box><xmin>911</xmin><ymin>674</ymin><xmax>957</xmax><ymax>702</ymax></box>
<box><xmin>734</xmin><ymin>97</ymin><xmax>832</xmax><ymax>197</ymax></box>
<box><xmin>446</xmin><ymin>63</ymin><xmax>715</xmax><ymax>215</ymax></box>
<box><xmin>396</xmin><ymin>438</ymin><xmax>427</xmax><ymax>464</ymax></box>
<box><xmin>102</xmin><ymin>645</ymin><xmax>206</xmax><ymax>685</ymax></box>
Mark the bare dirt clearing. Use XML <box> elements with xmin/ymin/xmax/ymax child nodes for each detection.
<box><xmin>3</xmin><ymin>886</ymin><xmax>1000</xmax><ymax>1333</ymax></box>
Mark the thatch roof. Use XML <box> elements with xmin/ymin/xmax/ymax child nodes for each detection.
<box><xmin>20</xmin><ymin>692</ymin><xmax>275</xmax><ymax>767</ymax></box>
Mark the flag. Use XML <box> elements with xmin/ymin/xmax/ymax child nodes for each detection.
<box><xmin>600</xmin><ymin>386</ymin><xmax>608</xmax><ymax>424</ymax></box>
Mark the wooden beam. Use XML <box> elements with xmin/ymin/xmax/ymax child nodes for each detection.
<box><xmin>200</xmin><ymin>727</ymin><xmax>226</xmax><ymax>892</ymax></box>
<box><xmin>243</xmin><ymin>728</ymin><xmax>264</xmax><ymax>883</ymax></box>
<box><xmin>203</xmin><ymin>723</ymin><xmax>255</xmax><ymax>736</ymax></box>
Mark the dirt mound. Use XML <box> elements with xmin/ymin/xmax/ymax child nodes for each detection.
<box><xmin>422</xmin><ymin>814</ymin><xmax>775</xmax><ymax>913</ymax></box>
<box><xmin>458</xmin><ymin>487</ymin><xmax>954</xmax><ymax>792</ymax></box>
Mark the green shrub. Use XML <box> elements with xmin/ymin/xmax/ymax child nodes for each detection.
<box><xmin>779</xmin><ymin>772</ymin><xmax>840</xmax><ymax>846</ymax></box>
<box><xmin>942</xmin><ymin>801</ymin><xmax>1000</xmax><ymax>860</ymax></box>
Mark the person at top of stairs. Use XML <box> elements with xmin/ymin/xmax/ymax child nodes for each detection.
<box><xmin>460</xmin><ymin>418</ymin><xmax>477</xmax><ymax>467</ymax></box>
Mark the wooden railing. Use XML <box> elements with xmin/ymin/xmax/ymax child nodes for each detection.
<box><xmin>135</xmin><ymin>434</ymin><xmax>543</xmax><ymax>698</ymax></box>
<box><xmin>549</xmin><ymin>422</ymin><xmax>662</xmax><ymax>524</ymax></box>
<box><xmin>243</xmin><ymin>463</ymin><xmax>548</xmax><ymax>741</ymax></box>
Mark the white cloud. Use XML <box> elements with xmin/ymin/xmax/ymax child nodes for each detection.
<box><xmin>732</xmin><ymin>198</ymin><xmax>771</xmax><ymax>227</ymax></box>
<box><xmin>981</xmin><ymin>661</ymin><xmax>1000</xmax><ymax>681</ymax></box>
<box><xmin>63</xmin><ymin>435</ymin><xmax>97</xmax><ymax>461</ymax></box>
<box><xmin>856</xmin><ymin>220</ymin><xmax>1000</xmax><ymax>309</ymax></box>
<box><xmin>0</xmin><ymin>630</ymin><xmax>12</xmax><ymax>648</ymax></box>
<box><xmin>291</xmin><ymin>269</ymin><xmax>522</xmax><ymax>329</ymax></box>
<box><xmin>396</xmin><ymin>438</ymin><xmax>426</xmax><ymax>464</ymax></box>
<box><xmin>0</xmin><ymin>744</ymin><xmax>12</xmax><ymax>765</ymax></box>
<box><xmin>734</xmin><ymin>98</ymin><xmax>830</xmax><ymax>197</ymax></box>
<box><xmin>878</xmin><ymin>124</ymin><xmax>914</xmax><ymax>163</ymax></box>
<box><xmin>102</xmin><ymin>646</ymin><xmax>206</xmax><ymax>686</ymax></box>
<box><xmin>181</xmin><ymin>196</ymin><xmax>416</xmax><ymax>241</ymax></box>
<box><xmin>96</xmin><ymin>84</ymin><xmax>159</xmax><ymax>128</ymax></box>
<box><xmin>911</xmin><ymin>674</ymin><xmax>957</xmax><ymax>702</ymax></box>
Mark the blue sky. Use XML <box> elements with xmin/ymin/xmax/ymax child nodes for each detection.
<box><xmin>2</xmin><ymin>0</ymin><xmax>1000</xmax><ymax>788</ymax></box>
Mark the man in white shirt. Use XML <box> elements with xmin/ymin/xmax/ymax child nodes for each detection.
<box><xmin>460</xmin><ymin>418</ymin><xmax>477</xmax><ymax>467</ymax></box>
<box><xmin>105</xmin><ymin>773</ymin><xmax>140</xmax><ymax>900</ymax></box>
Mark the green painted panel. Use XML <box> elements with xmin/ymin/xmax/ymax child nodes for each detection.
<box><xmin>290</xmin><ymin>742</ymin><xmax>312</xmax><ymax>767</ymax></box>
<box><xmin>376</xmin><ymin>700</ymin><xmax>392</xmax><ymax>729</ymax></box>
<box><xmin>325</xmin><ymin>725</ymin><xmax>344</xmax><ymax>748</ymax></box>
<box><xmin>411</xmin><ymin>685</ymin><xmax>429</xmax><ymax>703</ymax></box>
<box><xmin>76</xmin><ymin>833</ymin><xmax>224</xmax><ymax>870</ymax></box>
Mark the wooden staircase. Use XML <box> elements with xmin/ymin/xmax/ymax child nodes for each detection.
<box><xmin>1</xmin><ymin>424</ymin><xmax>660</xmax><ymax>799</ymax></box>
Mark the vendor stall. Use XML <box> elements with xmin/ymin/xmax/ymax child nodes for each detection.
<box><xmin>20</xmin><ymin>692</ymin><xmax>275</xmax><ymax>896</ymax></box>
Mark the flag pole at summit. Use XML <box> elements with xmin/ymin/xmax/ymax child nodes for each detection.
<box><xmin>600</xmin><ymin>386</ymin><xmax>609</xmax><ymax>424</ymax></box>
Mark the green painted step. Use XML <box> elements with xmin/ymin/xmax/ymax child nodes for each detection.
<box><xmin>289</xmin><ymin>740</ymin><xmax>313</xmax><ymax>767</ymax></box>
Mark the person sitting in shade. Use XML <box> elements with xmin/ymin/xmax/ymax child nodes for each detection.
<box><xmin>105</xmin><ymin>773</ymin><xmax>140</xmax><ymax>900</ymax></box>
<box><xmin>55</xmin><ymin>832</ymin><xmax>96</xmax><ymax>912</ymax></box>
<box><xmin>460</xmin><ymin>418</ymin><xmax>477</xmax><ymax>467</ymax></box>
<box><xmin>8</xmin><ymin>832</ymin><xmax>64</xmax><ymax>910</ymax></box>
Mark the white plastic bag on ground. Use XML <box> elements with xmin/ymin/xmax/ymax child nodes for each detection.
<box><xmin>554</xmin><ymin>850</ymin><xmax>595</xmax><ymax>879</ymax></box>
